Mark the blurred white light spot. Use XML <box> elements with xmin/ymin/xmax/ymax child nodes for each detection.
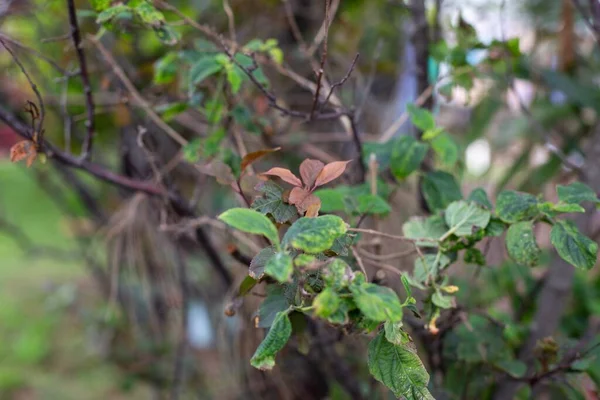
<box><xmin>188</xmin><ymin>301</ymin><xmax>214</xmax><ymax>349</ymax></box>
<box><xmin>466</xmin><ymin>139</ymin><xmax>491</xmax><ymax>176</ymax></box>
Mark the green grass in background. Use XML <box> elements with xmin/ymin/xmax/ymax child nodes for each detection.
<box><xmin>0</xmin><ymin>162</ymin><xmax>151</xmax><ymax>399</ymax></box>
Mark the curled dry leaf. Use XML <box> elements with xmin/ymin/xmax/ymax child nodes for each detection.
<box><xmin>262</xmin><ymin>167</ymin><xmax>302</xmax><ymax>187</ymax></box>
<box><xmin>10</xmin><ymin>140</ymin><xmax>37</xmax><ymax>167</ymax></box>
<box><xmin>299</xmin><ymin>159</ymin><xmax>325</xmax><ymax>189</ymax></box>
<box><xmin>314</xmin><ymin>160</ymin><xmax>352</xmax><ymax>188</ymax></box>
<box><xmin>289</xmin><ymin>187</ymin><xmax>321</xmax><ymax>214</ymax></box>
<box><xmin>241</xmin><ymin>147</ymin><xmax>281</xmax><ymax>172</ymax></box>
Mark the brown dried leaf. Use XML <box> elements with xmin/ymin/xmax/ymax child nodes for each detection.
<box><xmin>196</xmin><ymin>160</ymin><xmax>236</xmax><ymax>185</ymax></box>
<box><xmin>10</xmin><ymin>140</ymin><xmax>37</xmax><ymax>168</ymax></box>
<box><xmin>289</xmin><ymin>187</ymin><xmax>321</xmax><ymax>214</ymax></box>
<box><xmin>262</xmin><ymin>167</ymin><xmax>302</xmax><ymax>187</ymax></box>
<box><xmin>305</xmin><ymin>202</ymin><xmax>321</xmax><ymax>217</ymax></box>
<box><xmin>314</xmin><ymin>160</ymin><xmax>352</xmax><ymax>188</ymax></box>
<box><xmin>241</xmin><ymin>147</ymin><xmax>281</xmax><ymax>172</ymax></box>
<box><xmin>299</xmin><ymin>159</ymin><xmax>325</xmax><ymax>189</ymax></box>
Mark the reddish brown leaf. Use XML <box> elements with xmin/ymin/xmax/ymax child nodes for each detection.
<box><xmin>10</xmin><ymin>140</ymin><xmax>37</xmax><ymax>168</ymax></box>
<box><xmin>241</xmin><ymin>147</ymin><xmax>281</xmax><ymax>172</ymax></box>
<box><xmin>299</xmin><ymin>159</ymin><xmax>325</xmax><ymax>189</ymax></box>
<box><xmin>314</xmin><ymin>160</ymin><xmax>352</xmax><ymax>188</ymax></box>
<box><xmin>262</xmin><ymin>167</ymin><xmax>302</xmax><ymax>187</ymax></box>
<box><xmin>289</xmin><ymin>187</ymin><xmax>321</xmax><ymax>214</ymax></box>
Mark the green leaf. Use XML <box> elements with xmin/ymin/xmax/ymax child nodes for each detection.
<box><xmin>390</xmin><ymin>136</ymin><xmax>429</xmax><ymax>180</ymax></box>
<box><xmin>90</xmin><ymin>0</ymin><xmax>111</xmax><ymax>11</ymax></box>
<box><xmin>464</xmin><ymin>248</ymin><xmax>486</xmax><ymax>266</ymax></box>
<box><xmin>496</xmin><ymin>190</ymin><xmax>539</xmax><ymax>223</ymax></box>
<box><xmin>485</xmin><ymin>218</ymin><xmax>506</xmax><ymax>237</ymax></box>
<box><xmin>362</xmin><ymin>142</ymin><xmax>394</xmax><ymax>171</ymax></box>
<box><xmin>96</xmin><ymin>4</ymin><xmax>130</xmax><ymax>24</ymax></box>
<box><xmin>431</xmin><ymin>133</ymin><xmax>459</xmax><ymax>166</ymax></box>
<box><xmin>294</xmin><ymin>254</ymin><xmax>316</xmax><ymax>267</ymax></box>
<box><xmin>250</xmin><ymin>311</ymin><xmax>292</xmax><ymax>370</ymax></box>
<box><xmin>323</xmin><ymin>259</ymin><xmax>353</xmax><ymax>289</ymax></box>
<box><xmin>226</xmin><ymin>65</ymin><xmax>244</xmax><ymax>93</ymax></box>
<box><xmin>407</xmin><ymin>104</ymin><xmax>436</xmax><ymax>132</ymax></box>
<box><xmin>328</xmin><ymin>234</ymin><xmax>355</xmax><ymax>256</ymax></box>
<box><xmin>155</xmin><ymin>102</ymin><xmax>187</xmax><ymax>122</ymax></box>
<box><xmin>350</xmin><ymin>283</ymin><xmax>403</xmax><ymax>322</ymax></box>
<box><xmin>538</xmin><ymin>202</ymin><xmax>585</xmax><ymax>218</ymax></box>
<box><xmin>252</xmin><ymin>181</ymin><xmax>297</xmax><ymax>224</ymax></box>
<box><xmin>468</xmin><ymin>188</ymin><xmax>492</xmax><ymax>209</ymax></box>
<box><xmin>153</xmin><ymin>52</ymin><xmax>178</xmax><ymax>84</ymax></box>
<box><xmin>413</xmin><ymin>253</ymin><xmax>451</xmax><ymax>284</ymax></box>
<box><xmin>314</xmin><ymin>188</ymin><xmax>347</xmax><ymax>212</ymax></box>
<box><xmin>421</xmin><ymin>127</ymin><xmax>445</xmax><ymax>141</ymax></box>
<box><xmin>368</xmin><ymin>332</ymin><xmax>434</xmax><ymax>400</ymax></box>
<box><xmin>495</xmin><ymin>360</ymin><xmax>527</xmax><ymax>378</ymax></box>
<box><xmin>257</xmin><ymin>285</ymin><xmax>290</xmax><ymax>328</ymax></box>
<box><xmin>265</xmin><ymin>253</ymin><xmax>293</xmax><ymax>282</ymax></box>
<box><xmin>314</xmin><ymin>288</ymin><xmax>341</xmax><ymax>318</ymax></box>
<box><xmin>355</xmin><ymin>194</ymin><xmax>392</xmax><ymax>215</ymax></box>
<box><xmin>444</xmin><ymin>200</ymin><xmax>491</xmax><ymax>237</ymax></box>
<box><xmin>238</xmin><ymin>275</ymin><xmax>258</xmax><ymax>297</ymax></box>
<box><xmin>219</xmin><ymin>208</ymin><xmax>280</xmax><ymax>248</ymax></box>
<box><xmin>402</xmin><ymin>215</ymin><xmax>447</xmax><ymax>247</ymax></box>
<box><xmin>550</xmin><ymin>220</ymin><xmax>598</xmax><ymax>270</ymax></box>
<box><xmin>432</xmin><ymin>291</ymin><xmax>454</xmax><ymax>309</ymax></box>
<box><xmin>384</xmin><ymin>321</ymin><xmax>410</xmax><ymax>346</ymax></box>
<box><xmin>421</xmin><ymin>171</ymin><xmax>462</xmax><ymax>212</ymax></box>
<box><xmin>283</xmin><ymin>216</ymin><xmax>347</xmax><ymax>253</ymax></box>
<box><xmin>189</xmin><ymin>56</ymin><xmax>223</xmax><ymax>85</ymax></box>
<box><xmin>557</xmin><ymin>182</ymin><xmax>599</xmax><ymax>204</ymax></box>
<box><xmin>133</xmin><ymin>2</ymin><xmax>165</xmax><ymax>26</ymax></box>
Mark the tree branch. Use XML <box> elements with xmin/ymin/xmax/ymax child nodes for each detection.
<box><xmin>66</xmin><ymin>0</ymin><xmax>96</xmax><ymax>160</ymax></box>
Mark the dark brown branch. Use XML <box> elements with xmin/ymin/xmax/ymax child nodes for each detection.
<box><xmin>66</xmin><ymin>0</ymin><xmax>96</xmax><ymax>160</ymax></box>
<box><xmin>350</xmin><ymin>113</ymin><xmax>367</xmax><ymax>182</ymax></box>
<box><xmin>320</xmin><ymin>53</ymin><xmax>360</xmax><ymax>111</ymax></box>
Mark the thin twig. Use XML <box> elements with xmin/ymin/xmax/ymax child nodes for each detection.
<box><xmin>378</xmin><ymin>85</ymin><xmax>434</xmax><ymax>143</ymax></box>
<box><xmin>88</xmin><ymin>35</ymin><xmax>188</xmax><ymax>146</ymax></box>
<box><xmin>282</xmin><ymin>0</ymin><xmax>308</xmax><ymax>50</ymax></box>
<box><xmin>309</xmin><ymin>0</ymin><xmax>331</xmax><ymax>120</ymax></box>
<box><xmin>67</xmin><ymin>0</ymin><xmax>96</xmax><ymax>160</ymax></box>
<box><xmin>358</xmin><ymin>247</ymin><xmax>416</xmax><ymax>261</ymax></box>
<box><xmin>0</xmin><ymin>32</ymin><xmax>67</xmax><ymax>74</ymax></box>
<box><xmin>351</xmin><ymin>246</ymin><xmax>368</xmax><ymax>277</ymax></box>
<box><xmin>321</xmin><ymin>53</ymin><xmax>360</xmax><ymax>110</ymax></box>
<box><xmin>348</xmin><ymin>227</ymin><xmax>438</xmax><ymax>244</ymax></box>
<box><xmin>0</xmin><ymin>38</ymin><xmax>46</xmax><ymax>139</ymax></box>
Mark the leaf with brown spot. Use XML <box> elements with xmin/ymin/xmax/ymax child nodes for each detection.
<box><xmin>10</xmin><ymin>140</ymin><xmax>37</xmax><ymax>168</ymax></box>
<box><xmin>314</xmin><ymin>160</ymin><xmax>352</xmax><ymax>188</ymax></box>
<box><xmin>289</xmin><ymin>187</ymin><xmax>321</xmax><ymax>214</ymax></box>
<box><xmin>299</xmin><ymin>159</ymin><xmax>325</xmax><ymax>189</ymax></box>
<box><xmin>262</xmin><ymin>167</ymin><xmax>302</xmax><ymax>187</ymax></box>
<box><xmin>241</xmin><ymin>147</ymin><xmax>281</xmax><ymax>172</ymax></box>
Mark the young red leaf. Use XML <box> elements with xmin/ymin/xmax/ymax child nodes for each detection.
<box><xmin>299</xmin><ymin>159</ymin><xmax>325</xmax><ymax>189</ymax></box>
<box><xmin>10</xmin><ymin>140</ymin><xmax>37</xmax><ymax>168</ymax></box>
<box><xmin>314</xmin><ymin>160</ymin><xmax>352</xmax><ymax>188</ymax></box>
<box><xmin>289</xmin><ymin>187</ymin><xmax>321</xmax><ymax>214</ymax></box>
<box><xmin>241</xmin><ymin>147</ymin><xmax>281</xmax><ymax>172</ymax></box>
<box><xmin>262</xmin><ymin>167</ymin><xmax>302</xmax><ymax>187</ymax></box>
